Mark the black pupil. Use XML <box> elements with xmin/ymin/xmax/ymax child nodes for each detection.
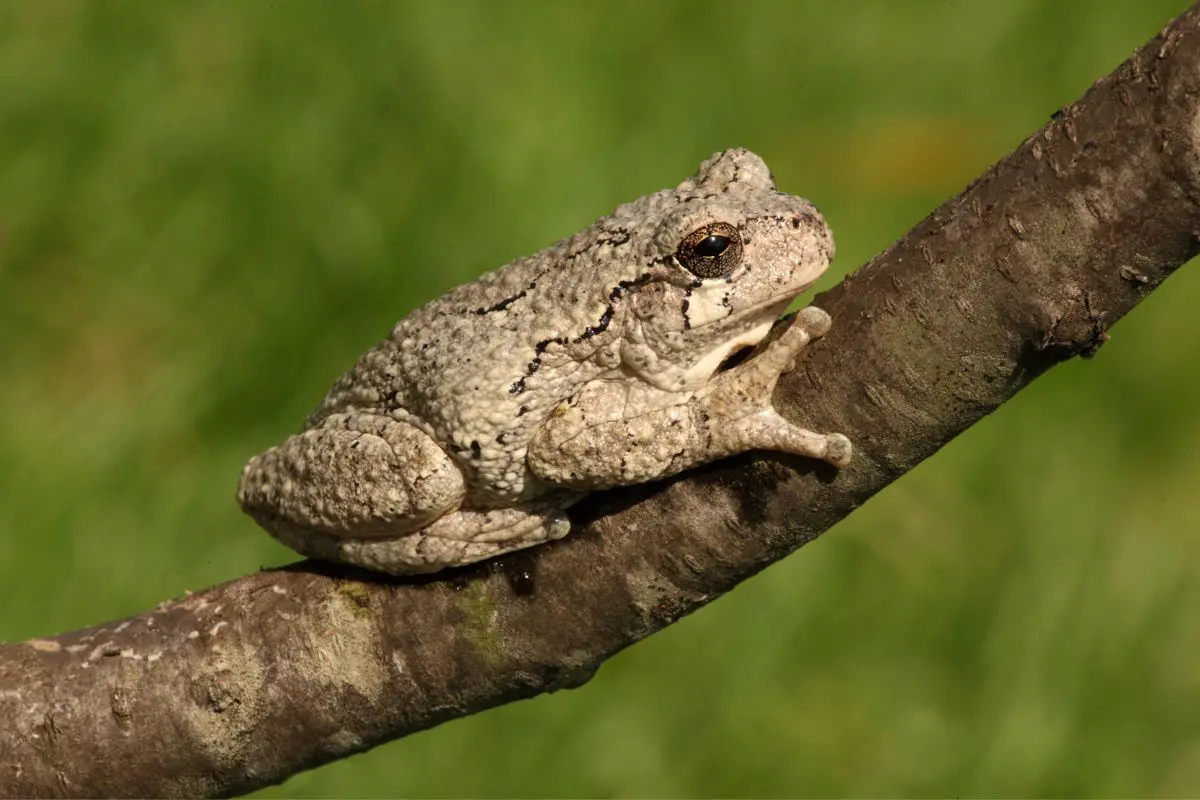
<box><xmin>694</xmin><ymin>234</ymin><xmax>729</xmax><ymax>258</ymax></box>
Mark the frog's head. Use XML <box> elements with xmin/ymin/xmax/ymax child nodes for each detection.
<box><xmin>618</xmin><ymin>149</ymin><xmax>835</xmax><ymax>392</ymax></box>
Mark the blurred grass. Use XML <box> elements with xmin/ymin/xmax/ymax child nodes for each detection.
<box><xmin>1</xmin><ymin>0</ymin><xmax>1198</xmax><ymax>796</ymax></box>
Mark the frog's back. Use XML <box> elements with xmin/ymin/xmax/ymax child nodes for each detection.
<box><xmin>306</xmin><ymin>182</ymin><xmax>676</xmax><ymax>429</ymax></box>
<box><xmin>309</xmin><ymin>249</ymin><xmax>624</xmax><ymax>444</ymax></box>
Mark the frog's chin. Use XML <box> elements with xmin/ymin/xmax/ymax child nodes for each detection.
<box><xmin>668</xmin><ymin>288</ymin><xmax>807</xmax><ymax>387</ymax></box>
<box><xmin>676</xmin><ymin>316</ymin><xmax>778</xmax><ymax>390</ymax></box>
<box><xmin>620</xmin><ymin>295</ymin><xmax>797</xmax><ymax>392</ymax></box>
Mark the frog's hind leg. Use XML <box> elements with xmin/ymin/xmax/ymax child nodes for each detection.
<box><xmin>273</xmin><ymin>498</ymin><xmax>580</xmax><ymax>575</ymax></box>
<box><xmin>237</xmin><ymin>412</ymin><xmax>467</xmax><ymax>541</ymax></box>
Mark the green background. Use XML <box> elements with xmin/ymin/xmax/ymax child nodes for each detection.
<box><xmin>2</xmin><ymin>1</ymin><xmax>1198</xmax><ymax>796</ymax></box>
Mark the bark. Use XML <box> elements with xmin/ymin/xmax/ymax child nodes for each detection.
<box><xmin>4</xmin><ymin>6</ymin><xmax>1200</xmax><ymax>797</ymax></box>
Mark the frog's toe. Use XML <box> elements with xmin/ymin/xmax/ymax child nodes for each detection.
<box><xmin>794</xmin><ymin>305</ymin><xmax>832</xmax><ymax>337</ymax></box>
<box><xmin>822</xmin><ymin>433</ymin><xmax>853</xmax><ymax>468</ymax></box>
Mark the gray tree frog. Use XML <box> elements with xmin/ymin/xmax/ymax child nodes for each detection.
<box><xmin>237</xmin><ymin>149</ymin><xmax>852</xmax><ymax>574</ymax></box>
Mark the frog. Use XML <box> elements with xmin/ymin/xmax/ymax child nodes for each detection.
<box><xmin>236</xmin><ymin>148</ymin><xmax>852</xmax><ymax>575</ymax></box>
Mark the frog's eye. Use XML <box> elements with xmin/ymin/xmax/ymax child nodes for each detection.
<box><xmin>675</xmin><ymin>222</ymin><xmax>743</xmax><ymax>279</ymax></box>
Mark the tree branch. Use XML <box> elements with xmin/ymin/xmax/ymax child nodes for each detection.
<box><xmin>5</xmin><ymin>6</ymin><xmax>1200</xmax><ymax>797</ymax></box>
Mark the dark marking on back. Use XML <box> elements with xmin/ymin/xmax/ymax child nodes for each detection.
<box><xmin>510</xmin><ymin>275</ymin><xmax>653</xmax><ymax>394</ymax></box>
<box><xmin>579</xmin><ymin>306</ymin><xmax>614</xmax><ymax>340</ymax></box>
<box><xmin>510</xmin><ymin>338</ymin><xmax>567</xmax><ymax>395</ymax></box>
<box><xmin>563</xmin><ymin>227</ymin><xmax>633</xmax><ymax>262</ymax></box>
<box><xmin>536</xmin><ymin>337</ymin><xmax>565</xmax><ymax>355</ymax></box>
<box><xmin>571</xmin><ymin>274</ymin><xmax>655</xmax><ymax>344</ymax></box>
<box><xmin>473</xmin><ymin>290</ymin><xmax>527</xmax><ymax>316</ymax></box>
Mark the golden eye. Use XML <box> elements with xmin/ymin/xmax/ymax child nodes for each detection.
<box><xmin>675</xmin><ymin>222</ymin><xmax>742</xmax><ymax>279</ymax></box>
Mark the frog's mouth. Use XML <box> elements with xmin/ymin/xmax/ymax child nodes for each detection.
<box><xmin>716</xmin><ymin>343</ymin><xmax>756</xmax><ymax>372</ymax></box>
<box><xmin>624</xmin><ymin>287</ymin><xmax>810</xmax><ymax>392</ymax></box>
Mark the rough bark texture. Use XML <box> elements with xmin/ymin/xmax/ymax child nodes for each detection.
<box><xmin>4</xmin><ymin>6</ymin><xmax>1200</xmax><ymax>798</ymax></box>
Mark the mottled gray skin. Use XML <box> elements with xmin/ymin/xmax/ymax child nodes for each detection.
<box><xmin>238</xmin><ymin>149</ymin><xmax>852</xmax><ymax>574</ymax></box>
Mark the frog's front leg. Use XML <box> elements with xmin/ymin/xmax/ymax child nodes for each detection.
<box><xmin>237</xmin><ymin>412</ymin><xmax>468</xmax><ymax>540</ymax></box>
<box><xmin>527</xmin><ymin>307</ymin><xmax>851</xmax><ymax>489</ymax></box>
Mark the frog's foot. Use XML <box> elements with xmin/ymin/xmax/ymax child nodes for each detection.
<box><xmin>715</xmin><ymin>410</ymin><xmax>853</xmax><ymax>467</ymax></box>
<box><xmin>272</xmin><ymin>499</ymin><xmax>579</xmax><ymax>575</ymax></box>
<box><xmin>694</xmin><ymin>305</ymin><xmax>850</xmax><ymax>466</ymax></box>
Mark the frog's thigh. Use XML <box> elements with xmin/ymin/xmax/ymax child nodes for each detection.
<box><xmin>276</xmin><ymin>500</ymin><xmax>577</xmax><ymax>575</ymax></box>
<box><xmin>237</xmin><ymin>412</ymin><xmax>466</xmax><ymax>539</ymax></box>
